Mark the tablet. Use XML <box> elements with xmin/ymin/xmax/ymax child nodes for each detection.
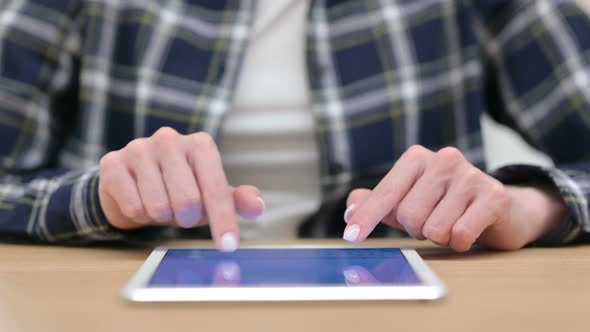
<box><xmin>122</xmin><ymin>246</ymin><xmax>446</xmax><ymax>302</ymax></box>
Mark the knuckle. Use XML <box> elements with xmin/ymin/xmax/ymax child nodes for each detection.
<box><xmin>154</xmin><ymin>126</ymin><xmax>179</xmax><ymax>139</ymax></box>
<box><xmin>434</xmin><ymin>147</ymin><xmax>465</xmax><ymax>169</ymax></box>
<box><xmin>98</xmin><ymin>154</ymin><xmax>122</xmax><ymax>189</ymax></box>
<box><xmin>405</xmin><ymin>144</ymin><xmax>429</xmax><ymax>160</ymax></box>
<box><xmin>147</xmin><ymin>202</ymin><xmax>171</xmax><ymax>219</ymax></box>
<box><xmin>99</xmin><ymin>152</ymin><xmax>120</xmax><ymax>170</ymax></box>
<box><xmin>437</xmin><ymin>146</ymin><xmax>464</xmax><ymax>161</ymax></box>
<box><xmin>396</xmin><ymin>204</ymin><xmax>421</xmax><ymax>228</ymax></box>
<box><xmin>460</xmin><ymin>167</ymin><xmax>483</xmax><ymax>186</ymax></box>
<box><xmin>122</xmin><ymin>203</ymin><xmax>146</xmax><ymax>220</ymax></box>
<box><xmin>191</xmin><ymin>132</ymin><xmax>217</xmax><ymax>151</ymax></box>
<box><xmin>452</xmin><ymin>168</ymin><xmax>484</xmax><ymax>198</ymax></box>
<box><xmin>152</xmin><ymin>127</ymin><xmax>180</xmax><ymax>148</ymax></box>
<box><xmin>451</xmin><ymin>224</ymin><xmax>476</xmax><ymax>251</ymax></box>
<box><xmin>422</xmin><ymin>223</ymin><xmax>449</xmax><ymax>245</ymax></box>
<box><xmin>124</xmin><ymin>138</ymin><xmax>149</xmax><ymax>159</ymax></box>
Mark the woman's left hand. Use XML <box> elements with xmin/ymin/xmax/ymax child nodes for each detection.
<box><xmin>343</xmin><ymin>145</ymin><xmax>568</xmax><ymax>252</ymax></box>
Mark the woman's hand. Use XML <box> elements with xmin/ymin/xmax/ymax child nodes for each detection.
<box><xmin>98</xmin><ymin>127</ymin><xmax>264</xmax><ymax>252</ymax></box>
<box><xmin>344</xmin><ymin>145</ymin><xmax>568</xmax><ymax>252</ymax></box>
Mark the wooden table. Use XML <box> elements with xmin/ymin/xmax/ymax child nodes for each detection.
<box><xmin>0</xmin><ymin>239</ymin><xmax>588</xmax><ymax>332</ymax></box>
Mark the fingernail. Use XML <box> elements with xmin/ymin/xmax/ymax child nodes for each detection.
<box><xmin>257</xmin><ymin>197</ymin><xmax>266</xmax><ymax>212</ymax></box>
<box><xmin>343</xmin><ymin>224</ymin><xmax>361</xmax><ymax>243</ymax></box>
<box><xmin>397</xmin><ymin>216</ymin><xmax>408</xmax><ymax>229</ymax></box>
<box><xmin>344</xmin><ymin>204</ymin><xmax>356</xmax><ymax>224</ymax></box>
<box><xmin>176</xmin><ymin>205</ymin><xmax>202</xmax><ymax>228</ymax></box>
<box><xmin>220</xmin><ymin>233</ymin><xmax>238</xmax><ymax>252</ymax></box>
<box><xmin>239</xmin><ymin>197</ymin><xmax>265</xmax><ymax>221</ymax></box>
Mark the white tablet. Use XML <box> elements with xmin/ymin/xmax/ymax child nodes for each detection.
<box><xmin>122</xmin><ymin>246</ymin><xmax>446</xmax><ymax>302</ymax></box>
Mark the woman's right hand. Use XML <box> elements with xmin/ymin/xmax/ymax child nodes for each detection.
<box><xmin>98</xmin><ymin>127</ymin><xmax>264</xmax><ymax>252</ymax></box>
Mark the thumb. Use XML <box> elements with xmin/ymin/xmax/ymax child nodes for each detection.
<box><xmin>345</xmin><ymin>188</ymin><xmax>403</xmax><ymax>230</ymax></box>
<box><xmin>344</xmin><ymin>189</ymin><xmax>371</xmax><ymax>224</ymax></box>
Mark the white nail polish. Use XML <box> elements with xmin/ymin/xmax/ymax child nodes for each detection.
<box><xmin>343</xmin><ymin>224</ymin><xmax>361</xmax><ymax>243</ymax></box>
<box><xmin>257</xmin><ymin>197</ymin><xmax>266</xmax><ymax>211</ymax></box>
<box><xmin>344</xmin><ymin>204</ymin><xmax>356</xmax><ymax>224</ymax></box>
<box><xmin>239</xmin><ymin>197</ymin><xmax>266</xmax><ymax>222</ymax></box>
<box><xmin>220</xmin><ymin>233</ymin><xmax>238</xmax><ymax>252</ymax></box>
<box><xmin>397</xmin><ymin>216</ymin><xmax>408</xmax><ymax>229</ymax></box>
<box><xmin>177</xmin><ymin>206</ymin><xmax>201</xmax><ymax>228</ymax></box>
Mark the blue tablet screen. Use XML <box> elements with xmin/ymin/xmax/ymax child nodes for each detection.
<box><xmin>148</xmin><ymin>248</ymin><xmax>421</xmax><ymax>287</ymax></box>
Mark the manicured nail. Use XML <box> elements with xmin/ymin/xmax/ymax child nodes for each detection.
<box><xmin>220</xmin><ymin>233</ymin><xmax>238</xmax><ymax>252</ymax></box>
<box><xmin>344</xmin><ymin>204</ymin><xmax>356</xmax><ymax>224</ymax></box>
<box><xmin>397</xmin><ymin>216</ymin><xmax>408</xmax><ymax>229</ymax></box>
<box><xmin>239</xmin><ymin>197</ymin><xmax>266</xmax><ymax>221</ymax></box>
<box><xmin>176</xmin><ymin>205</ymin><xmax>201</xmax><ymax>228</ymax></box>
<box><xmin>257</xmin><ymin>197</ymin><xmax>266</xmax><ymax>211</ymax></box>
<box><xmin>343</xmin><ymin>224</ymin><xmax>361</xmax><ymax>243</ymax></box>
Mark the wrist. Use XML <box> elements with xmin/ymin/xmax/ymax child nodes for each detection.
<box><xmin>506</xmin><ymin>185</ymin><xmax>568</xmax><ymax>244</ymax></box>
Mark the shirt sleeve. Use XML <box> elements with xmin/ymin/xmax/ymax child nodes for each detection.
<box><xmin>473</xmin><ymin>0</ymin><xmax>590</xmax><ymax>244</ymax></box>
<box><xmin>0</xmin><ymin>0</ymin><xmax>124</xmax><ymax>243</ymax></box>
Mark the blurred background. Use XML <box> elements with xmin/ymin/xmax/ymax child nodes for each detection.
<box><xmin>482</xmin><ymin>0</ymin><xmax>589</xmax><ymax>170</ymax></box>
<box><xmin>237</xmin><ymin>0</ymin><xmax>590</xmax><ymax>175</ymax></box>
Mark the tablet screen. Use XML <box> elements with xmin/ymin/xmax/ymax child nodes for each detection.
<box><xmin>148</xmin><ymin>248</ymin><xmax>421</xmax><ymax>287</ymax></box>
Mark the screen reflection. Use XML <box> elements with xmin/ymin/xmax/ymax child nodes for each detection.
<box><xmin>149</xmin><ymin>248</ymin><xmax>421</xmax><ymax>287</ymax></box>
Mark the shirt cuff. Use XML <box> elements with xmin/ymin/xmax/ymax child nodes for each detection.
<box><xmin>87</xmin><ymin>168</ymin><xmax>178</xmax><ymax>243</ymax></box>
<box><xmin>43</xmin><ymin>167</ymin><xmax>125</xmax><ymax>243</ymax></box>
<box><xmin>45</xmin><ymin>167</ymin><xmax>171</xmax><ymax>243</ymax></box>
<box><xmin>490</xmin><ymin>164</ymin><xmax>583</xmax><ymax>246</ymax></box>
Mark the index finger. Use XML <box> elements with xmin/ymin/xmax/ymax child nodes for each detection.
<box><xmin>187</xmin><ymin>133</ymin><xmax>239</xmax><ymax>252</ymax></box>
<box><xmin>344</xmin><ymin>146</ymin><xmax>432</xmax><ymax>242</ymax></box>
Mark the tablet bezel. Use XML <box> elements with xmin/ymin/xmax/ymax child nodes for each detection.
<box><xmin>122</xmin><ymin>245</ymin><xmax>447</xmax><ymax>302</ymax></box>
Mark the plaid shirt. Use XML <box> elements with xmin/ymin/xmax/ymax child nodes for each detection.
<box><xmin>0</xmin><ymin>0</ymin><xmax>589</xmax><ymax>244</ymax></box>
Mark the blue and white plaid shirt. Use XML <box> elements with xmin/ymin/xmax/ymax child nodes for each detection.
<box><xmin>0</xmin><ymin>0</ymin><xmax>589</xmax><ymax>244</ymax></box>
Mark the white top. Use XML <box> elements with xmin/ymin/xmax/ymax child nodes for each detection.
<box><xmin>218</xmin><ymin>0</ymin><xmax>321</xmax><ymax>240</ymax></box>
